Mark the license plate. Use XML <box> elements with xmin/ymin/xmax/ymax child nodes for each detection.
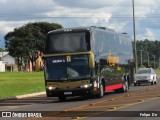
<box><xmin>64</xmin><ymin>92</ymin><xmax>72</xmax><ymax>95</ymax></box>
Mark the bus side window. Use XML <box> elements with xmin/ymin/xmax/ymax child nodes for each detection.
<box><xmin>95</xmin><ymin>62</ymin><xmax>99</xmax><ymax>75</ymax></box>
<box><xmin>100</xmin><ymin>58</ymin><xmax>116</xmax><ymax>78</ymax></box>
<box><xmin>95</xmin><ymin>62</ymin><xmax>97</xmax><ymax>75</ymax></box>
<box><xmin>100</xmin><ymin>59</ymin><xmax>107</xmax><ymax>72</ymax></box>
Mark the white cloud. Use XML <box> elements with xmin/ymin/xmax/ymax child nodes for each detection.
<box><xmin>134</xmin><ymin>0</ymin><xmax>158</xmax><ymax>16</ymax></box>
<box><xmin>0</xmin><ymin>21</ymin><xmax>31</xmax><ymax>34</ymax></box>
<box><xmin>0</xmin><ymin>20</ymin><xmax>31</xmax><ymax>48</ymax></box>
<box><xmin>53</xmin><ymin>0</ymin><xmax>128</xmax><ymax>9</ymax></box>
<box><xmin>146</xmin><ymin>29</ymin><xmax>155</xmax><ymax>39</ymax></box>
<box><xmin>0</xmin><ymin>0</ymin><xmax>7</xmax><ymax>4</ymax></box>
<box><xmin>0</xmin><ymin>22</ymin><xmax>14</xmax><ymax>34</ymax></box>
<box><xmin>0</xmin><ymin>0</ymin><xmax>54</xmax><ymax>15</ymax></box>
<box><xmin>109</xmin><ymin>22</ymin><xmax>129</xmax><ymax>32</ymax></box>
<box><xmin>135</xmin><ymin>0</ymin><xmax>157</xmax><ymax>6</ymax></box>
<box><xmin>137</xmin><ymin>28</ymin><xmax>156</xmax><ymax>40</ymax></box>
<box><xmin>1</xmin><ymin>0</ymin><xmax>160</xmax><ymax>48</ymax></box>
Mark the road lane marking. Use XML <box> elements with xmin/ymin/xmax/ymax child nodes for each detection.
<box><xmin>64</xmin><ymin>88</ymin><xmax>158</xmax><ymax>111</ymax></box>
<box><xmin>74</xmin><ymin>97</ymin><xmax>160</xmax><ymax>120</ymax></box>
<box><xmin>64</xmin><ymin>85</ymin><xmax>160</xmax><ymax>119</ymax></box>
<box><xmin>5</xmin><ymin>83</ymin><xmax>160</xmax><ymax>120</ymax></box>
<box><xmin>64</xmin><ymin>94</ymin><xmax>131</xmax><ymax>111</ymax></box>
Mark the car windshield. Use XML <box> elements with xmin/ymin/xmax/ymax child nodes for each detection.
<box><xmin>137</xmin><ymin>69</ymin><xmax>151</xmax><ymax>74</ymax></box>
<box><xmin>44</xmin><ymin>54</ymin><xmax>90</xmax><ymax>80</ymax></box>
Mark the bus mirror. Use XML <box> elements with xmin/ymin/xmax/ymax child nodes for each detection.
<box><xmin>128</xmin><ymin>59</ymin><xmax>134</xmax><ymax>64</ymax></box>
<box><xmin>89</xmin><ymin>52</ymin><xmax>95</xmax><ymax>68</ymax></box>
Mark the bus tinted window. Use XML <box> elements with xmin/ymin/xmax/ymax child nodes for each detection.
<box><xmin>45</xmin><ymin>32</ymin><xmax>90</xmax><ymax>53</ymax></box>
<box><xmin>92</xmin><ymin>31</ymin><xmax>133</xmax><ymax>64</ymax></box>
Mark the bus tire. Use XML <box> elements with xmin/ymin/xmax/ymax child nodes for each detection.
<box><xmin>115</xmin><ymin>80</ymin><xmax>128</xmax><ymax>93</ymax></box>
<box><xmin>97</xmin><ymin>84</ymin><xmax>104</xmax><ymax>98</ymax></box>
<box><xmin>58</xmin><ymin>96</ymin><xmax>66</xmax><ymax>101</ymax></box>
<box><xmin>124</xmin><ymin>80</ymin><xmax>129</xmax><ymax>92</ymax></box>
<box><xmin>134</xmin><ymin>83</ymin><xmax>137</xmax><ymax>86</ymax></box>
<box><xmin>46</xmin><ymin>92</ymin><xmax>52</xmax><ymax>97</ymax></box>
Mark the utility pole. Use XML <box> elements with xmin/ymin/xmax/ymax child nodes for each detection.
<box><xmin>147</xmin><ymin>52</ymin><xmax>150</xmax><ymax>67</ymax></box>
<box><xmin>140</xmin><ymin>50</ymin><xmax>142</xmax><ymax>67</ymax></box>
<box><xmin>132</xmin><ymin>0</ymin><xmax>137</xmax><ymax>71</ymax></box>
<box><xmin>0</xmin><ymin>39</ymin><xmax>3</xmax><ymax>61</ymax></box>
<box><xmin>159</xmin><ymin>57</ymin><xmax>160</xmax><ymax>69</ymax></box>
<box><xmin>153</xmin><ymin>55</ymin><xmax>156</xmax><ymax>69</ymax></box>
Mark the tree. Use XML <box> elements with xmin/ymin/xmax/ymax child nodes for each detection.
<box><xmin>4</xmin><ymin>22</ymin><xmax>63</xmax><ymax>70</ymax></box>
<box><xmin>136</xmin><ymin>39</ymin><xmax>160</xmax><ymax>68</ymax></box>
<box><xmin>0</xmin><ymin>48</ymin><xmax>5</xmax><ymax>52</ymax></box>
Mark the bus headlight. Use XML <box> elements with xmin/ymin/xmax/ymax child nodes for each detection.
<box><xmin>46</xmin><ymin>86</ymin><xmax>56</xmax><ymax>90</ymax></box>
<box><xmin>80</xmin><ymin>84</ymin><xmax>92</xmax><ymax>88</ymax></box>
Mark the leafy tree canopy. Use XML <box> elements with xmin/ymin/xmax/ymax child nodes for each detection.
<box><xmin>4</xmin><ymin>22</ymin><xmax>63</xmax><ymax>58</ymax></box>
<box><xmin>0</xmin><ymin>48</ymin><xmax>5</xmax><ymax>52</ymax></box>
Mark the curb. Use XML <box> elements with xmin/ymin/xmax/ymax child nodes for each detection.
<box><xmin>0</xmin><ymin>92</ymin><xmax>46</xmax><ymax>102</ymax></box>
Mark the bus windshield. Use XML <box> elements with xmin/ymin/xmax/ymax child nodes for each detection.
<box><xmin>44</xmin><ymin>55</ymin><xmax>90</xmax><ymax>80</ymax></box>
<box><xmin>45</xmin><ymin>32</ymin><xmax>90</xmax><ymax>54</ymax></box>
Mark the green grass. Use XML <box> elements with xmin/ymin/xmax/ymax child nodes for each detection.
<box><xmin>155</xmin><ymin>69</ymin><xmax>160</xmax><ymax>74</ymax></box>
<box><xmin>0</xmin><ymin>72</ymin><xmax>45</xmax><ymax>99</ymax></box>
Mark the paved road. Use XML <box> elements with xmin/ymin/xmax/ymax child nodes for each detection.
<box><xmin>0</xmin><ymin>78</ymin><xmax>160</xmax><ymax>120</ymax></box>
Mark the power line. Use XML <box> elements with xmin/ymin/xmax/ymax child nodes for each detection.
<box><xmin>1</xmin><ymin>14</ymin><xmax>160</xmax><ymax>19</ymax></box>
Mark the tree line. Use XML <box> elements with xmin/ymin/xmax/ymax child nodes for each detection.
<box><xmin>136</xmin><ymin>39</ymin><xmax>160</xmax><ymax>68</ymax></box>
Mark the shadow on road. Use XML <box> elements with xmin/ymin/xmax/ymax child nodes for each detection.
<box><xmin>0</xmin><ymin>92</ymin><xmax>117</xmax><ymax>106</ymax></box>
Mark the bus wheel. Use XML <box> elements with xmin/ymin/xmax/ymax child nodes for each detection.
<box><xmin>46</xmin><ymin>93</ymin><xmax>51</xmax><ymax>97</ymax></box>
<box><xmin>97</xmin><ymin>84</ymin><xmax>104</xmax><ymax>98</ymax></box>
<box><xmin>58</xmin><ymin>96</ymin><xmax>66</xmax><ymax>101</ymax></box>
<box><xmin>124</xmin><ymin>80</ymin><xmax>129</xmax><ymax>92</ymax></box>
<box><xmin>116</xmin><ymin>81</ymin><xmax>128</xmax><ymax>93</ymax></box>
<box><xmin>134</xmin><ymin>83</ymin><xmax>137</xmax><ymax>86</ymax></box>
<box><xmin>121</xmin><ymin>81</ymin><xmax>127</xmax><ymax>92</ymax></box>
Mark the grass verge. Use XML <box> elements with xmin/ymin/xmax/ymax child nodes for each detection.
<box><xmin>0</xmin><ymin>72</ymin><xmax>45</xmax><ymax>99</ymax></box>
<box><xmin>155</xmin><ymin>69</ymin><xmax>160</xmax><ymax>75</ymax></box>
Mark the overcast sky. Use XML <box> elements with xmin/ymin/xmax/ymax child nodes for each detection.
<box><xmin>0</xmin><ymin>0</ymin><xmax>160</xmax><ymax>48</ymax></box>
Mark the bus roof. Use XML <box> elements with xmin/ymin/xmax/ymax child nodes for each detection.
<box><xmin>48</xmin><ymin>26</ymin><xmax>131</xmax><ymax>38</ymax></box>
<box><xmin>48</xmin><ymin>26</ymin><xmax>116</xmax><ymax>34</ymax></box>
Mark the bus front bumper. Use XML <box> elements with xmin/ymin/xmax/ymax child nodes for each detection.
<box><xmin>46</xmin><ymin>87</ymin><xmax>96</xmax><ymax>97</ymax></box>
